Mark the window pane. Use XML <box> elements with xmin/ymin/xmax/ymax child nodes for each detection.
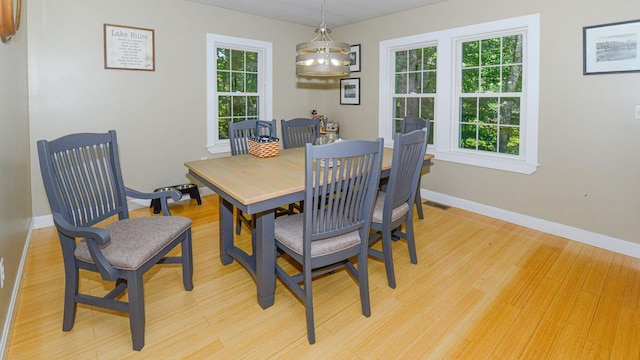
<box><xmin>421</xmin><ymin>97</ymin><xmax>435</xmax><ymax>120</ymax></box>
<box><xmin>498</xmin><ymin>126</ymin><xmax>520</xmax><ymax>155</ymax></box>
<box><xmin>395</xmin><ymin>50</ymin><xmax>408</xmax><ymax>72</ymax></box>
<box><xmin>394</xmin><ymin>97</ymin><xmax>405</xmax><ymax>118</ymax></box>
<box><xmin>394</xmin><ymin>119</ymin><xmax>403</xmax><ymax>135</ymax></box>
<box><xmin>217</xmin><ymin>48</ymin><xmax>230</xmax><ymax>70</ymax></box>
<box><xmin>502</xmin><ymin>35</ymin><xmax>523</xmax><ymax>65</ymax></box>
<box><xmin>408</xmin><ymin>72</ymin><xmax>420</xmax><ymax>93</ymax></box>
<box><xmin>502</xmin><ymin>65</ymin><xmax>522</xmax><ymax>92</ymax></box>
<box><xmin>481</xmin><ymin>38</ymin><xmax>501</xmax><ymax>66</ymax></box>
<box><xmin>217</xmin><ymin>71</ymin><xmax>230</xmax><ymax>92</ymax></box>
<box><xmin>232</xmin><ymin>96</ymin><xmax>246</xmax><ymax>116</ymax></box>
<box><xmin>479</xmin><ymin>97</ymin><xmax>499</xmax><ymax>124</ymax></box>
<box><xmin>395</xmin><ymin>74</ymin><xmax>407</xmax><ymax>94</ymax></box>
<box><xmin>460</xmin><ymin>123</ymin><xmax>477</xmax><ymax>149</ymax></box>
<box><xmin>246</xmin><ymin>51</ymin><xmax>258</xmax><ymax>72</ymax></box>
<box><xmin>461</xmin><ymin>41</ymin><xmax>479</xmax><ymax>68</ymax></box>
<box><xmin>247</xmin><ymin>96</ymin><xmax>258</xmax><ymax>117</ymax></box>
<box><xmin>218</xmin><ymin>118</ymin><xmax>231</xmax><ymax>140</ymax></box>
<box><xmin>460</xmin><ymin>97</ymin><xmax>478</xmax><ymax>122</ymax></box>
<box><xmin>480</xmin><ymin>66</ymin><xmax>500</xmax><ymax>93</ymax></box>
<box><xmin>246</xmin><ymin>73</ymin><xmax>258</xmax><ymax>93</ymax></box>
<box><xmin>500</xmin><ymin>97</ymin><xmax>520</xmax><ymax>125</ymax></box>
<box><xmin>408</xmin><ymin>49</ymin><xmax>421</xmax><ymax>71</ymax></box>
<box><xmin>407</xmin><ymin>98</ymin><xmax>419</xmax><ymax>117</ymax></box>
<box><xmin>232</xmin><ymin>72</ymin><xmax>245</xmax><ymax>92</ymax></box>
<box><xmin>478</xmin><ymin>125</ymin><xmax>497</xmax><ymax>152</ymax></box>
<box><xmin>461</xmin><ymin>68</ymin><xmax>479</xmax><ymax>93</ymax></box>
<box><xmin>422</xmin><ymin>71</ymin><xmax>436</xmax><ymax>93</ymax></box>
<box><xmin>218</xmin><ymin>96</ymin><xmax>231</xmax><ymax>117</ymax></box>
<box><xmin>427</xmin><ymin>121</ymin><xmax>434</xmax><ymax>144</ymax></box>
<box><xmin>423</xmin><ymin>47</ymin><xmax>437</xmax><ymax>70</ymax></box>
<box><xmin>231</xmin><ymin>50</ymin><xmax>244</xmax><ymax>71</ymax></box>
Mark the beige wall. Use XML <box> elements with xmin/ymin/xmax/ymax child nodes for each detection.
<box><xmin>0</xmin><ymin>1</ymin><xmax>30</xmax><ymax>351</ymax></box>
<box><xmin>28</xmin><ymin>0</ymin><xmax>333</xmax><ymax>217</ymax></box>
<box><xmin>27</xmin><ymin>0</ymin><xmax>640</xmax><ymax>245</ymax></box>
<box><xmin>328</xmin><ymin>0</ymin><xmax>640</xmax><ymax>244</ymax></box>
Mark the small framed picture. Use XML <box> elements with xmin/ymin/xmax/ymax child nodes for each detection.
<box><xmin>583</xmin><ymin>19</ymin><xmax>640</xmax><ymax>75</ymax></box>
<box><xmin>104</xmin><ymin>23</ymin><xmax>155</xmax><ymax>71</ymax></box>
<box><xmin>340</xmin><ymin>78</ymin><xmax>360</xmax><ymax>105</ymax></box>
<box><xmin>349</xmin><ymin>44</ymin><xmax>361</xmax><ymax>72</ymax></box>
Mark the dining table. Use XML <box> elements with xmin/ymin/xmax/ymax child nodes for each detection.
<box><xmin>185</xmin><ymin>145</ymin><xmax>434</xmax><ymax>309</ymax></box>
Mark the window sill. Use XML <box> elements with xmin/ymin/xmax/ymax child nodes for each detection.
<box><xmin>206</xmin><ymin>143</ymin><xmax>231</xmax><ymax>154</ymax></box>
<box><xmin>428</xmin><ymin>149</ymin><xmax>538</xmax><ymax>174</ymax></box>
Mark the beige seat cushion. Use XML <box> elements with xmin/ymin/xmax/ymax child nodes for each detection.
<box><xmin>371</xmin><ymin>191</ymin><xmax>410</xmax><ymax>223</ymax></box>
<box><xmin>74</xmin><ymin>216</ymin><xmax>192</xmax><ymax>270</ymax></box>
<box><xmin>275</xmin><ymin>214</ymin><xmax>361</xmax><ymax>257</ymax></box>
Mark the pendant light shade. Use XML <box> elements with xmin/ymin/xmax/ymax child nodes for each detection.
<box><xmin>296</xmin><ymin>0</ymin><xmax>350</xmax><ymax>77</ymax></box>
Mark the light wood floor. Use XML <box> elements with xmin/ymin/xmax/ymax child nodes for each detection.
<box><xmin>7</xmin><ymin>195</ymin><xmax>640</xmax><ymax>359</ymax></box>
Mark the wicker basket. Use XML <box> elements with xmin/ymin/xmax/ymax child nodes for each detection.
<box><xmin>248</xmin><ymin>138</ymin><xmax>279</xmax><ymax>158</ymax></box>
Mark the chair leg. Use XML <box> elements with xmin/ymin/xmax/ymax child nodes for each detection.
<box><xmin>127</xmin><ymin>272</ymin><xmax>146</xmax><ymax>351</ymax></box>
<box><xmin>357</xmin><ymin>251</ymin><xmax>371</xmax><ymax>317</ymax></box>
<box><xmin>236</xmin><ymin>210</ymin><xmax>242</xmax><ymax>235</ymax></box>
<box><xmin>381</xmin><ymin>230</ymin><xmax>397</xmax><ymax>289</ymax></box>
<box><xmin>415</xmin><ymin>179</ymin><xmax>424</xmax><ymax>220</ymax></box>
<box><xmin>303</xmin><ymin>264</ymin><xmax>316</xmax><ymax>344</ymax></box>
<box><xmin>405</xmin><ymin>217</ymin><xmax>418</xmax><ymax>265</ymax></box>
<box><xmin>182</xmin><ymin>231</ymin><xmax>194</xmax><ymax>291</ymax></box>
<box><xmin>62</xmin><ymin>265</ymin><xmax>79</xmax><ymax>331</ymax></box>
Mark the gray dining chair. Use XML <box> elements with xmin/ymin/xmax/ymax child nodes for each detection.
<box><xmin>228</xmin><ymin>119</ymin><xmax>285</xmax><ymax>235</ymax></box>
<box><xmin>37</xmin><ymin>130</ymin><xmax>194</xmax><ymax>351</ymax></box>
<box><xmin>280</xmin><ymin>118</ymin><xmax>321</xmax><ymax>213</ymax></box>
<box><xmin>274</xmin><ymin>139</ymin><xmax>383</xmax><ymax>344</ymax></box>
<box><xmin>280</xmin><ymin>118</ymin><xmax>321</xmax><ymax>149</ymax></box>
<box><xmin>401</xmin><ymin>117</ymin><xmax>430</xmax><ymax>219</ymax></box>
<box><xmin>369</xmin><ymin>129</ymin><xmax>428</xmax><ymax>288</ymax></box>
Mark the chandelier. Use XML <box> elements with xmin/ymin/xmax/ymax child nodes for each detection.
<box><xmin>295</xmin><ymin>0</ymin><xmax>350</xmax><ymax>77</ymax></box>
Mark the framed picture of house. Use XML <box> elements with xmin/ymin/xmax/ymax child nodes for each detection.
<box><xmin>583</xmin><ymin>19</ymin><xmax>640</xmax><ymax>75</ymax></box>
<box><xmin>340</xmin><ymin>78</ymin><xmax>360</xmax><ymax>105</ymax></box>
<box><xmin>104</xmin><ymin>24</ymin><xmax>155</xmax><ymax>71</ymax></box>
<box><xmin>349</xmin><ymin>44</ymin><xmax>361</xmax><ymax>72</ymax></box>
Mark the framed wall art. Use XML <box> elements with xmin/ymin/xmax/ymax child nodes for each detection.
<box><xmin>340</xmin><ymin>78</ymin><xmax>360</xmax><ymax>105</ymax></box>
<box><xmin>104</xmin><ymin>24</ymin><xmax>155</xmax><ymax>71</ymax></box>
<box><xmin>583</xmin><ymin>19</ymin><xmax>640</xmax><ymax>75</ymax></box>
<box><xmin>349</xmin><ymin>44</ymin><xmax>361</xmax><ymax>72</ymax></box>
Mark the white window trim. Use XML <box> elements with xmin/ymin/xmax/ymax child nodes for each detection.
<box><xmin>379</xmin><ymin>14</ymin><xmax>540</xmax><ymax>174</ymax></box>
<box><xmin>206</xmin><ymin>34</ymin><xmax>273</xmax><ymax>154</ymax></box>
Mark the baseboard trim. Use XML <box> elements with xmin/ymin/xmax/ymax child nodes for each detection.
<box><xmin>422</xmin><ymin>189</ymin><xmax>640</xmax><ymax>259</ymax></box>
<box><xmin>1</xmin><ymin>219</ymin><xmax>33</xmax><ymax>360</ymax></box>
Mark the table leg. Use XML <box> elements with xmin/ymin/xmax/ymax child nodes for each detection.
<box><xmin>255</xmin><ymin>211</ymin><xmax>276</xmax><ymax>309</ymax></box>
<box><xmin>219</xmin><ymin>198</ymin><xmax>234</xmax><ymax>265</ymax></box>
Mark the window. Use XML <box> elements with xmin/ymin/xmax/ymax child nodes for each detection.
<box><xmin>393</xmin><ymin>46</ymin><xmax>436</xmax><ymax>144</ymax></box>
<box><xmin>206</xmin><ymin>34</ymin><xmax>272</xmax><ymax>153</ymax></box>
<box><xmin>379</xmin><ymin>14</ymin><xmax>540</xmax><ymax>174</ymax></box>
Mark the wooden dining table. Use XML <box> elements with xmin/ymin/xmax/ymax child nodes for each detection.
<box><xmin>185</xmin><ymin>146</ymin><xmax>434</xmax><ymax>309</ymax></box>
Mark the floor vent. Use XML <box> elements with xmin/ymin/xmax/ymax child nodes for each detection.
<box><xmin>423</xmin><ymin>200</ymin><xmax>450</xmax><ymax>210</ymax></box>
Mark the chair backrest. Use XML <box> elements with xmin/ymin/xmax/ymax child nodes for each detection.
<box><xmin>37</xmin><ymin>130</ymin><xmax>129</xmax><ymax>228</ymax></box>
<box><xmin>401</xmin><ymin>117</ymin><xmax>428</xmax><ymax>134</ymax></box>
<box><xmin>281</xmin><ymin>118</ymin><xmax>321</xmax><ymax>149</ymax></box>
<box><xmin>304</xmin><ymin>139</ymin><xmax>383</xmax><ymax>253</ymax></box>
<box><xmin>229</xmin><ymin>119</ymin><xmax>277</xmax><ymax>156</ymax></box>
<box><xmin>385</xmin><ymin>130</ymin><xmax>428</xmax><ymax>213</ymax></box>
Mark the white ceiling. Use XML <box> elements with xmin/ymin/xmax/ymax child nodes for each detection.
<box><xmin>187</xmin><ymin>0</ymin><xmax>445</xmax><ymax>27</ymax></box>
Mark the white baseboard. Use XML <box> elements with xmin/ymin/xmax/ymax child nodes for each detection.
<box><xmin>1</xmin><ymin>219</ymin><xmax>33</xmax><ymax>360</ymax></box>
<box><xmin>422</xmin><ymin>189</ymin><xmax>640</xmax><ymax>259</ymax></box>
<box><xmin>32</xmin><ymin>187</ymin><xmax>215</xmax><ymax>230</ymax></box>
